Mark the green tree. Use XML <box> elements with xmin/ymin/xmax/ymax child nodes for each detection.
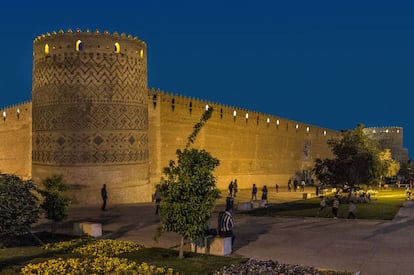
<box><xmin>38</xmin><ymin>174</ymin><xmax>71</xmax><ymax>233</ymax></box>
<box><xmin>379</xmin><ymin>149</ymin><xmax>400</xmax><ymax>178</ymax></box>
<box><xmin>313</xmin><ymin>124</ymin><xmax>386</xmax><ymax>192</ymax></box>
<box><xmin>156</xmin><ymin>107</ymin><xmax>221</xmax><ymax>259</ymax></box>
<box><xmin>0</xmin><ymin>174</ymin><xmax>40</xmax><ymax>245</ymax></box>
<box><xmin>398</xmin><ymin>160</ymin><xmax>414</xmax><ymax>181</ymax></box>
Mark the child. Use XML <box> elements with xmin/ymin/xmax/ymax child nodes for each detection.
<box><xmin>317</xmin><ymin>196</ymin><xmax>326</xmax><ymax>216</ymax></box>
<box><xmin>347</xmin><ymin>201</ymin><xmax>356</xmax><ymax>219</ymax></box>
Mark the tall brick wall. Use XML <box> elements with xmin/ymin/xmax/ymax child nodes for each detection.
<box><xmin>148</xmin><ymin>90</ymin><xmax>338</xmax><ymax>191</ymax></box>
<box><xmin>0</xmin><ymin>103</ymin><xmax>32</xmax><ymax>179</ymax></box>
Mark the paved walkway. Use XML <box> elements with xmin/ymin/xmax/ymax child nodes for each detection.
<box><xmin>33</xmin><ymin>190</ymin><xmax>414</xmax><ymax>275</ymax></box>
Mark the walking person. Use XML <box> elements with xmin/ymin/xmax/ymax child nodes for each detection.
<box><xmin>317</xmin><ymin>196</ymin><xmax>326</xmax><ymax>216</ymax></box>
<box><xmin>332</xmin><ymin>196</ymin><xmax>339</xmax><ymax>219</ymax></box>
<box><xmin>347</xmin><ymin>200</ymin><xmax>356</xmax><ymax>219</ymax></box>
<box><xmin>101</xmin><ymin>184</ymin><xmax>108</xmax><ymax>211</ymax></box>
<box><xmin>275</xmin><ymin>183</ymin><xmax>279</xmax><ymax>193</ymax></box>
<box><xmin>288</xmin><ymin>179</ymin><xmax>292</xmax><ymax>192</ymax></box>
<box><xmin>251</xmin><ymin>183</ymin><xmax>257</xmax><ymax>200</ymax></box>
<box><xmin>228</xmin><ymin>180</ymin><xmax>234</xmax><ymax>197</ymax></box>
<box><xmin>233</xmin><ymin>179</ymin><xmax>238</xmax><ymax>198</ymax></box>
<box><xmin>261</xmin><ymin>185</ymin><xmax>268</xmax><ymax>205</ymax></box>
<box><xmin>154</xmin><ymin>185</ymin><xmax>162</xmax><ymax>215</ymax></box>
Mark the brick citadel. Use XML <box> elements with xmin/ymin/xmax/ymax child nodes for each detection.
<box><xmin>0</xmin><ymin>29</ymin><xmax>408</xmax><ymax>204</ymax></box>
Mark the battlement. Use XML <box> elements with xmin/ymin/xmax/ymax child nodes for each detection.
<box><xmin>0</xmin><ymin>101</ymin><xmax>32</xmax><ymax>123</ymax></box>
<box><xmin>149</xmin><ymin>88</ymin><xmax>339</xmax><ymax>138</ymax></box>
<box><xmin>33</xmin><ymin>28</ymin><xmax>146</xmax><ymax>60</ymax></box>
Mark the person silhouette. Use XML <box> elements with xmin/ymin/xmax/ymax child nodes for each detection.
<box><xmin>101</xmin><ymin>184</ymin><xmax>108</xmax><ymax>211</ymax></box>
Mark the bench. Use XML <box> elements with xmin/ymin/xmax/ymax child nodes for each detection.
<box><xmin>251</xmin><ymin>200</ymin><xmax>267</xmax><ymax>208</ymax></box>
<box><xmin>191</xmin><ymin>236</ymin><xmax>232</xmax><ymax>256</ymax></box>
<box><xmin>73</xmin><ymin>222</ymin><xmax>102</xmax><ymax>237</ymax></box>
<box><xmin>237</xmin><ymin>201</ymin><xmax>252</xmax><ymax>210</ymax></box>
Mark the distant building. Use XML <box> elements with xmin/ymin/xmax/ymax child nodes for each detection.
<box><xmin>363</xmin><ymin>127</ymin><xmax>409</xmax><ymax>163</ymax></box>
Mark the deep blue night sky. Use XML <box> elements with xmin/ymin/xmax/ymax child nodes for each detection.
<box><xmin>0</xmin><ymin>0</ymin><xmax>413</xmax><ymax>159</ymax></box>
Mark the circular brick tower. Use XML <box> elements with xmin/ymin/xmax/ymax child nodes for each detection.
<box><xmin>32</xmin><ymin>29</ymin><xmax>149</xmax><ymax>204</ymax></box>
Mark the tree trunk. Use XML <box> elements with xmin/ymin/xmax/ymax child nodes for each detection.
<box><xmin>179</xmin><ymin>236</ymin><xmax>184</xmax><ymax>259</ymax></box>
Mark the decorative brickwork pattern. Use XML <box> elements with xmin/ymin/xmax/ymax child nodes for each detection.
<box><xmin>32</xmin><ymin>31</ymin><xmax>148</xmax><ymax>165</ymax></box>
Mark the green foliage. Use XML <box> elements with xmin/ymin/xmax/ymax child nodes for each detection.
<box><xmin>313</xmin><ymin>124</ymin><xmax>387</xmax><ymax>189</ymax></box>
<box><xmin>157</xmin><ymin>107</ymin><xmax>221</xmax><ymax>258</ymax></box>
<box><xmin>0</xmin><ymin>174</ymin><xmax>40</xmax><ymax>239</ymax></box>
<box><xmin>398</xmin><ymin>160</ymin><xmax>414</xmax><ymax>180</ymax></box>
<box><xmin>38</xmin><ymin>174</ymin><xmax>71</xmax><ymax>231</ymax></box>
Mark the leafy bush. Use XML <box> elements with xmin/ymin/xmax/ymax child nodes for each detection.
<box><xmin>0</xmin><ymin>174</ymin><xmax>40</xmax><ymax>243</ymax></box>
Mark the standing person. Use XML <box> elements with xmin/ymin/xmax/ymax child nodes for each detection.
<box><xmin>347</xmin><ymin>201</ymin><xmax>356</xmax><ymax>219</ymax></box>
<box><xmin>251</xmin><ymin>183</ymin><xmax>257</xmax><ymax>200</ymax></box>
<box><xmin>300</xmin><ymin>179</ymin><xmax>306</xmax><ymax>192</ymax></box>
<box><xmin>275</xmin><ymin>183</ymin><xmax>279</xmax><ymax>193</ymax></box>
<box><xmin>293</xmin><ymin>179</ymin><xmax>298</xmax><ymax>192</ymax></box>
<box><xmin>154</xmin><ymin>185</ymin><xmax>162</xmax><ymax>215</ymax></box>
<box><xmin>228</xmin><ymin>180</ymin><xmax>234</xmax><ymax>197</ymax></box>
<box><xmin>218</xmin><ymin>206</ymin><xmax>235</xmax><ymax>252</ymax></box>
<box><xmin>317</xmin><ymin>196</ymin><xmax>326</xmax><ymax>216</ymax></box>
<box><xmin>332</xmin><ymin>196</ymin><xmax>339</xmax><ymax>219</ymax></box>
<box><xmin>288</xmin><ymin>179</ymin><xmax>292</xmax><ymax>192</ymax></box>
<box><xmin>406</xmin><ymin>185</ymin><xmax>411</xmax><ymax>200</ymax></box>
<box><xmin>233</xmin><ymin>179</ymin><xmax>238</xmax><ymax>198</ymax></box>
<box><xmin>101</xmin><ymin>184</ymin><xmax>107</xmax><ymax>211</ymax></box>
<box><xmin>261</xmin><ymin>185</ymin><xmax>268</xmax><ymax>204</ymax></box>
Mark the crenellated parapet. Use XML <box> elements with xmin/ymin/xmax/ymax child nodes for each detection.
<box><xmin>363</xmin><ymin>126</ymin><xmax>408</xmax><ymax>162</ymax></box>
<box><xmin>148</xmin><ymin>88</ymin><xmax>338</xmax><ymax>138</ymax></box>
<box><xmin>0</xmin><ymin>101</ymin><xmax>32</xmax><ymax>124</ymax></box>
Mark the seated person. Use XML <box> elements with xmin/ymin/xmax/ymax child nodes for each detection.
<box><xmin>218</xmin><ymin>207</ymin><xmax>235</xmax><ymax>251</ymax></box>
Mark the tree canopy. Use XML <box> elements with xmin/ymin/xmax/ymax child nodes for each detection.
<box><xmin>313</xmin><ymin>124</ymin><xmax>388</xmax><ymax>190</ymax></box>
<box><xmin>156</xmin><ymin>107</ymin><xmax>221</xmax><ymax>258</ymax></box>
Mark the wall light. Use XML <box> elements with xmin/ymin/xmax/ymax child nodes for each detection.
<box><xmin>295</xmin><ymin>124</ymin><xmax>299</xmax><ymax>130</ymax></box>
<box><xmin>2</xmin><ymin>111</ymin><xmax>6</xmax><ymax>122</ymax></box>
<box><xmin>306</xmin><ymin>126</ymin><xmax>310</xmax><ymax>132</ymax></box>
<box><xmin>323</xmin><ymin>130</ymin><xmax>327</xmax><ymax>136</ymax></box>
<box><xmin>205</xmin><ymin>104</ymin><xmax>209</xmax><ymax>111</ymax></box>
<box><xmin>266</xmin><ymin>117</ymin><xmax>270</xmax><ymax>124</ymax></box>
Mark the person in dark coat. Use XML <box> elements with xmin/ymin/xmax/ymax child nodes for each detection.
<box><xmin>101</xmin><ymin>184</ymin><xmax>108</xmax><ymax>211</ymax></box>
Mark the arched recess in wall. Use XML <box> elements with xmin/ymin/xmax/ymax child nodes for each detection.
<box><xmin>171</xmin><ymin>98</ymin><xmax>175</xmax><ymax>111</ymax></box>
<box><xmin>76</xmin><ymin>40</ymin><xmax>83</xmax><ymax>51</ymax></box>
<box><xmin>44</xmin><ymin>44</ymin><xmax>49</xmax><ymax>55</ymax></box>
<box><xmin>152</xmin><ymin>94</ymin><xmax>157</xmax><ymax>109</ymax></box>
<box><xmin>114</xmin><ymin>42</ymin><xmax>121</xmax><ymax>53</ymax></box>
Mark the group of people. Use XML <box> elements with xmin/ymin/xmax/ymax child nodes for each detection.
<box><xmin>228</xmin><ymin>179</ymin><xmax>238</xmax><ymax>197</ymax></box>
<box><xmin>317</xmin><ymin>195</ymin><xmax>357</xmax><ymax>219</ymax></box>
<box><xmin>251</xmin><ymin>183</ymin><xmax>268</xmax><ymax>203</ymax></box>
<box><xmin>287</xmin><ymin>178</ymin><xmax>306</xmax><ymax>192</ymax></box>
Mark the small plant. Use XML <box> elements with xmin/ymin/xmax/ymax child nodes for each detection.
<box><xmin>38</xmin><ymin>174</ymin><xmax>71</xmax><ymax>233</ymax></box>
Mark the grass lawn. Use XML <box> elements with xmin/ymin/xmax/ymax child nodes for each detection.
<box><xmin>242</xmin><ymin>189</ymin><xmax>407</xmax><ymax>220</ymax></box>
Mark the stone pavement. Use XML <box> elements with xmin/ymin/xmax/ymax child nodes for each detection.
<box><xmin>33</xmin><ymin>190</ymin><xmax>414</xmax><ymax>275</ymax></box>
